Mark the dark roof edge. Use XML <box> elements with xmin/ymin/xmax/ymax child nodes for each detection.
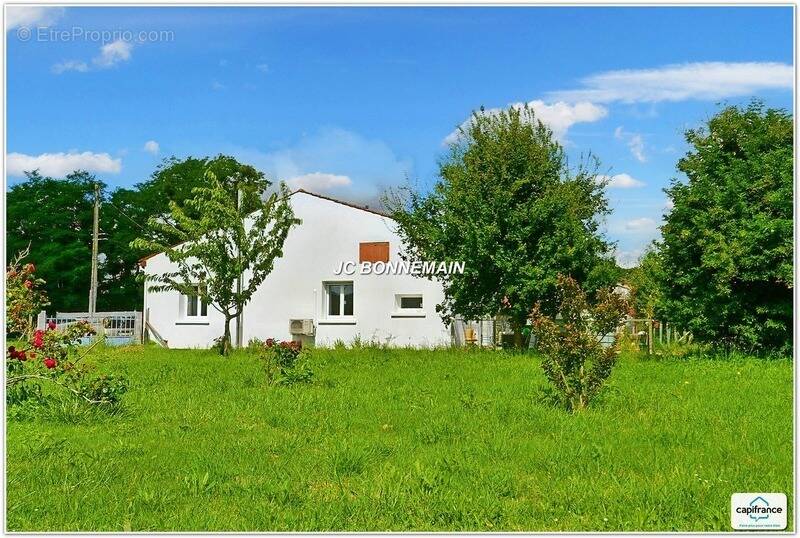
<box><xmin>291</xmin><ymin>188</ymin><xmax>392</xmax><ymax>218</ymax></box>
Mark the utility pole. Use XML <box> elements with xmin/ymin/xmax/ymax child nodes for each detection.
<box><xmin>88</xmin><ymin>183</ymin><xmax>100</xmax><ymax>317</ymax></box>
<box><xmin>235</xmin><ymin>187</ymin><xmax>243</xmax><ymax>348</ymax></box>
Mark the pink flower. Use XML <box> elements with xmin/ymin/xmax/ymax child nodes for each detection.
<box><xmin>24</xmin><ymin>280</ymin><xmax>33</xmax><ymax>289</ymax></box>
<box><xmin>43</xmin><ymin>358</ymin><xmax>57</xmax><ymax>369</ymax></box>
<box><xmin>24</xmin><ymin>263</ymin><xmax>35</xmax><ymax>273</ymax></box>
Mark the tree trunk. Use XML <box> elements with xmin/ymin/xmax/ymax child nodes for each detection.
<box><xmin>221</xmin><ymin>317</ymin><xmax>233</xmax><ymax>356</ymax></box>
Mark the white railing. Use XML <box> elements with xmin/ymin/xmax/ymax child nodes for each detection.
<box><xmin>37</xmin><ymin>311</ymin><xmax>143</xmax><ymax>344</ymax></box>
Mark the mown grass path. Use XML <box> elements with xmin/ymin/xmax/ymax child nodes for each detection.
<box><xmin>6</xmin><ymin>346</ymin><xmax>793</xmax><ymax>531</ymax></box>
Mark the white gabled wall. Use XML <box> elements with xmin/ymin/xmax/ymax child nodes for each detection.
<box><xmin>143</xmin><ymin>191</ymin><xmax>451</xmax><ymax>348</ymax></box>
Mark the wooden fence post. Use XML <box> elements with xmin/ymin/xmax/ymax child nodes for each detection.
<box><xmin>648</xmin><ymin>320</ymin><xmax>654</xmax><ymax>355</ymax></box>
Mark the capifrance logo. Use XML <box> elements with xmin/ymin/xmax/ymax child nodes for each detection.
<box><xmin>334</xmin><ymin>260</ymin><xmax>465</xmax><ymax>276</ymax></box>
<box><xmin>730</xmin><ymin>493</ymin><xmax>786</xmax><ymax>530</ymax></box>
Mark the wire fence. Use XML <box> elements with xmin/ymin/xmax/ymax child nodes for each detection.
<box><xmin>452</xmin><ymin>316</ymin><xmax>692</xmax><ymax>351</ymax></box>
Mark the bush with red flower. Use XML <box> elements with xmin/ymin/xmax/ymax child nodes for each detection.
<box><xmin>6</xmin><ymin>249</ymin><xmax>49</xmax><ymax>338</ymax></box>
<box><xmin>257</xmin><ymin>338</ymin><xmax>313</xmax><ymax>385</ymax></box>
<box><xmin>6</xmin><ymin>254</ymin><xmax>129</xmax><ymax>410</ymax></box>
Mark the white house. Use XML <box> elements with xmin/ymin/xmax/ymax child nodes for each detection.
<box><xmin>140</xmin><ymin>190</ymin><xmax>452</xmax><ymax>348</ymax></box>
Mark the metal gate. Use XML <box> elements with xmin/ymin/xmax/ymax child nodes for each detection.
<box><xmin>37</xmin><ymin>311</ymin><xmax>143</xmax><ymax>346</ymax></box>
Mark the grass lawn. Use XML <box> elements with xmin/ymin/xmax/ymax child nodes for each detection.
<box><xmin>5</xmin><ymin>345</ymin><xmax>793</xmax><ymax>531</ymax></box>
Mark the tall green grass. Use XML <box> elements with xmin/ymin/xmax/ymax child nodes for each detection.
<box><xmin>6</xmin><ymin>345</ymin><xmax>793</xmax><ymax>531</ymax></box>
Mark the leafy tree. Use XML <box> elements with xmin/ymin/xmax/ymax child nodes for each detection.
<box><xmin>660</xmin><ymin>101</ymin><xmax>793</xmax><ymax>354</ymax></box>
<box><xmin>102</xmin><ymin>156</ymin><xmax>215</xmax><ymax>310</ymax></box>
<box><xmin>530</xmin><ymin>275</ymin><xmax>628</xmax><ymax>412</ymax></box>
<box><xmin>6</xmin><ymin>171</ymin><xmax>97</xmax><ymax>312</ymax></box>
<box><xmin>133</xmin><ymin>156</ymin><xmax>301</xmax><ymax>355</ymax></box>
<box><xmin>625</xmin><ymin>248</ymin><xmax>664</xmax><ymax>319</ymax></box>
<box><xmin>385</xmin><ymin>105</ymin><xmax>614</xmax><ymax>344</ymax></box>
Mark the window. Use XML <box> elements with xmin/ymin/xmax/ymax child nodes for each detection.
<box><xmin>400</xmin><ymin>295</ymin><xmax>423</xmax><ymax>309</ymax></box>
<box><xmin>393</xmin><ymin>294</ymin><xmax>425</xmax><ymax>317</ymax></box>
<box><xmin>184</xmin><ymin>285</ymin><xmax>208</xmax><ymax>317</ymax></box>
<box><xmin>326</xmin><ymin>282</ymin><xmax>353</xmax><ymax>317</ymax></box>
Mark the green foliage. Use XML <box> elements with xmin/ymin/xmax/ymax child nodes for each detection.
<box><xmin>5</xmin><ymin>157</ymin><xmax>231</xmax><ymax>313</ymax></box>
<box><xmin>133</xmin><ymin>155</ymin><xmax>301</xmax><ymax>355</ymax></box>
<box><xmin>385</xmin><ymin>104</ymin><xmax>614</xmax><ymax>339</ymax></box>
<box><xmin>5</xmin><ymin>249</ymin><xmax>49</xmax><ymax>337</ymax></box>
<box><xmin>5</xmin><ymin>345</ymin><xmax>792</xmax><ymax>531</ymax></box>
<box><xmin>6</xmin><ymin>171</ymin><xmax>98</xmax><ymax>312</ymax></box>
<box><xmin>6</xmin><ymin>259</ymin><xmax>129</xmax><ymax>410</ymax></box>
<box><xmin>257</xmin><ymin>339</ymin><xmax>314</xmax><ymax>385</ymax></box>
<box><xmin>625</xmin><ymin>248</ymin><xmax>664</xmax><ymax>318</ymax></box>
<box><xmin>660</xmin><ymin>101</ymin><xmax>793</xmax><ymax>354</ymax></box>
<box><xmin>530</xmin><ymin>275</ymin><xmax>628</xmax><ymax>412</ymax></box>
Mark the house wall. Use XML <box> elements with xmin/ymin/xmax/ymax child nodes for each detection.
<box><xmin>143</xmin><ymin>192</ymin><xmax>451</xmax><ymax>348</ymax></box>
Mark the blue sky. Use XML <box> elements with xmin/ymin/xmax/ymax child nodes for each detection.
<box><xmin>6</xmin><ymin>6</ymin><xmax>794</xmax><ymax>266</ymax></box>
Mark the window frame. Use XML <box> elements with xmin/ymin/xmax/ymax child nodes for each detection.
<box><xmin>392</xmin><ymin>294</ymin><xmax>425</xmax><ymax>318</ymax></box>
<box><xmin>323</xmin><ymin>281</ymin><xmax>355</xmax><ymax>320</ymax></box>
<box><xmin>181</xmin><ymin>284</ymin><xmax>208</xmax><ymax>320</ymax></box>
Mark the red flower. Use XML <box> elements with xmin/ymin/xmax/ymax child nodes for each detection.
<box><xmin>7</xmin><ymin>346</ymin><xmax>26</xmax><ymax>360</ymax></box>
<box><xmin>43</xmin><ymin>358</ymin><xmax>57</xmax><ymax>369</ymax></box>
<box><xmin>32</xmin><ymin>330</ymin><xmax>44</xmax><ymax>348</ymax></box>
<box><xmin>24</xmin><ymin>263</ymin><xmax>35</xmax><ymax>273</ymax></box>
<box><xmin>47</xmin><ymin>320</ymin><xmax>57</xmax><ymax>331</ymax></box>
<box><xmin>24</xmin><ymin>280</ymin><xmax>33</xmax><ymax>289</ymax></box>
<box><xmin>265</xmin><ymin>338</ymin><xmax>275</xmax><ymax>348</ymax></box>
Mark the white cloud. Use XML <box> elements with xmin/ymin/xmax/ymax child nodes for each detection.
<box><xmin>614</xmin><ymin>249</ymin><xmax>644</xmax><ymax>269</ymax></box>
<box><xmin>615</xmin><ymin>126</ymin><xmax>646</xmax><ymax>163</ymax></box>
<box><xmin>444</xmin><ymin>100</ymin><xmax>607</xmax><ymax>145</ymax></box>
<box><xmin>597</xmin><ymin>173</ymin><xmax>645</xmax><ymax>189</ymax></box>
<box><xmin>285</xmin><ymin>172</ymin><xmax>352</xmax><ymax>192</ymax></box>
<box><xmin>93</xmin><ymin>39</ymin><xmax>133</xmax><ymax>68</ymax></box>
<box><xmin>52</xmin><ymin>60</ymin><xmax>89</xmax><ymax>74</ymax></box>
<box><xmin>256</xmin><ymin>63</ymin><xmax>269</xmax><ymax>74</ymax></box>
<box><xmin>627</xmin><ymin>134</ymin><xmax>646</xmax><ymax>162</ymax></box>
<box><xmin>7</xmin><ymin>151</ymin><xmax>122</xmax><ymax>177</ymax></box>
<box><xmin>6</xmin><ymin>6</ymin><xmax>63</xmax><ymax>30</ymax></box>
<box><xmin>53</xmin><ymin>39</ymin><xmax>133</xmax><ymax>74</ymax></box>
<box><xmin>212</xmin><ymin>80</ymin><xmax>226</xmax><ymax>91</ymax></box>
<box><xmin>664</xmin><ymin>199</ymin><xmax>675</xmax><ymax>210</ymax></box>
<box><xmin>549</xmin><ymin>62</ymin><xmax>793</xmax><ymax>103</ymax></box>
<box><xmin>230</xmin><ymin>127</ymin><xmax>411</xmax><ymax>207</ymax></box>
<box><xmin>143</xmin><ymin>140</ymin><xmax>160</xmax><ymax>155</ymax></box>
<box><xmin>625</xmin><ymin>217</ymin><xmax>658</xmax><ymax>232</ymax></box>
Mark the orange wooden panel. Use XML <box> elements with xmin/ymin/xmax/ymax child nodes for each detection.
<box><xmin>359</xmin><ymin>242</ymin><xmax>390</xmax><ymax>263</ymax></box>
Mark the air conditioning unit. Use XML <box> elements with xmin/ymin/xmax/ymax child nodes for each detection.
<box><xmin>289</xmin><ymin>319</ymin><xmax>315</xmax><ymax>336</ymax></box>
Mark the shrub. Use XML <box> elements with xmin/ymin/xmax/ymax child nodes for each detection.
<box><xmin>6</xmin><ymin>254</ymin><xmax>129</xmax><ymax>410</ymax></box>
<box><xmin>257</xmin><ymin>339</ymin><xmax>313</xmax><ymax>385</ymax></box>
<box><xmin>5</xmin><ymin>248</ymin><xmax>49</xmax><ymax>338</ymax></box>
<box><xmin>530</xmin><ymin>275</ymin><xmax>627</xmax><ymax>412</ymax></box>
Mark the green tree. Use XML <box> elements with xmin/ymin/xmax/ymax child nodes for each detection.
<box><xmin>385</xmin><ymin>105</ymin><xmax>614</xmax><ymax>344</ymax></box>
<box><xmin>660</xmin><ymin>101</ymin><xmax>793</xmax><ymax>354</ymax></box>
<box><xmin>6</xmin><ymin>171</ymin><xmax>97</xmax><ymax>312</ymax></box>
<box><xmin>103</xmin><ymin>156</ymin><xmax>216</xmax><ymax>310</ymax></box>
<box><xmin>625</xmin><ymin>248</ymin><xmax>664</xmax><ymax>319</ymax></box>
<box><xmin>133</xmin><ymin>156</ymin><xmax>301</xmax><ymax>355</ymax></box>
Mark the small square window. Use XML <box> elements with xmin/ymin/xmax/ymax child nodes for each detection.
<box><xmin>400</xmin><ymin>296</ymin><xmax>423</xmax><ymax>309</ymax></box>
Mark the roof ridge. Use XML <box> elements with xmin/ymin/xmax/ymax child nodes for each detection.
<box><xmin>291</xmin><ymin>188</ymin><xmax>392</xmax><ymax>218</ymax></box>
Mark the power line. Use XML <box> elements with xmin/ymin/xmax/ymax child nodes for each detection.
<box><xmin>105</xmin><ymin>200</ymin><xmax>148</xmax><ymax>231</ymax></box>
